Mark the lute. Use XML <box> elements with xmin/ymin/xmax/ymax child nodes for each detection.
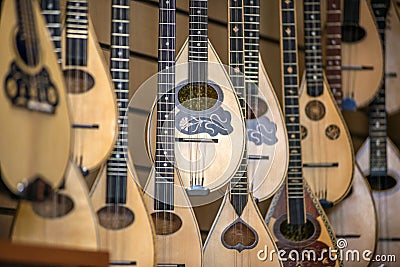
<box><xmin>90</xmin><ymin>1</ymin><xmax>156</xmax><ymax>265</ymax></box>
<box><xmin>266</xmin><ymin>1</ymin><xmax>340</xmax><ymax>265</ymax></box>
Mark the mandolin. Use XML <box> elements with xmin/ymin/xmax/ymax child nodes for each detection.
<box><xmin>324</xmin><ymin>1</ymin><xmax>378</xmax><ymax>265</ymax></box>
<box><xmin>243</xmin><ymin>0</ymin><xmax>288</xmax><ymax>202</ymax></box>
<box><xmin>89</xmin><ymin>1</ymin><xmax>156</xmax><ymax>265</ymax></box>
<box><xmin>0</xmin><ymin>0</ymin><xmax>71</xmax><ymax>198</ymax></box>
<box><xmin>340</xmin><ymin>0</ymin><xmax>383</xmax><ymax>110</ymax></box>
<box><xmin>266</xmin><ymin>1</ymin><xmax>340</xmax><ymax>266</ymax></box>
<box><xmin>11</xmin><ymin>0</ymin><xmax>99</xmax><ymax>250</ymax></box>
<box><xmin>299</xmin><ymin>0</ymin><xmax>353</xmax><ymax>207</ymax></box>
<box><xmin>142</xmin><ymin>0</ymin><xmax>203</xmax><ymax>265</ymax></box>
<box><xmin>62</xmin><ymin>0</ymin><xmax>118</xmax><ymax>175</ymax></box>
<box><xmin>203</xmin><ymin>1</ymin><xmax>283</xmax><ymax>265</ymax></box>
<box><xmin>146</xmin><ymin>0</ymin><xmax>245</xmax><ymax>199</ymax></box>
<box><xmin>357</xmin><ymin>0</ymin><xmax>400</xmax><ymax>264</ymax></box>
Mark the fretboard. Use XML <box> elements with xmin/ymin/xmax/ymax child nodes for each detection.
<box><xmin>41</xmin><ymin>0</ymin><xmax>62</xmax><ymax>63</ymax></box>
<box><xmin>106</xmin><ymin>0</ymin><xmax>130</xmax><ymax>205</ymax></box>
<box><xmin>229</xmin><ymin>0</ymin><xmax>248</xmax><ymax>217</ymax></box>
<box><xmin>343</xmin><ymin>0</ymin><xmax>361</xmax><ymax>26</ymax></box>
<box><xmin>155</xmin><ymin>0</ymin><xmax>176</xmax><ymax>211</ymax></box>
<box><xmin>303</xmin><ymin>0</ymin><xmax>323</xmax><ymax>97</ymax></box>
<box><xmin>280</xmin><ymin>0</ymin><xmax>305</xmax><ymax>225</ymax></box>
<box><xmin>65</xmin><ymin>0</ymin><xmax>89</xmax><ymax>66</ymax></box>
<box><xmin>188</xmin><ymin>0</ymin><xmax>208</xmax><ymax>83</ymax></box>
<box><xmin>325</xmin><ymin>0</ymin><xmax>342</xmax><ymax>105</ymax></box>
<box><xmin>369</xmin><ymin>0</ymin><xmax>389</xmax><ymax>176</ymax></box>
<box><xmin>243</xmin><ymin>0</ymin><xmax>260</xmax><ymax>100</ymax></box>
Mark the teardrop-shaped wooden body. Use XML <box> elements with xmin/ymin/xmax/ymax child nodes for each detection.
<box><xmin>204</xmin><ymin>193</ymin><xmax>282</xmax><ymax>266</ymax></box>
<box><xmin>326</xmin><ymin>163</ymin><xmax>377</xmax><ymax>267</ymax></box>
<box><xmin>357</xmin><ymin>138</ymin><xmax>400</xmax><ymax>266</ymax></box>
<box><xmin>249</xmin><ymin>57</ymin><xmax>288</xmax><ymax>201</ymax></box>
<box><xmin>0</xmin><ymin>0</ymin><xmax>71</xmax><ymax>195</ymax></box>
<box><xmin>299</xmin><ymin>74</ymin><xmax>354</xmax><ymax>205</ymax></box>
<box><xmin>62</xmin><ymin>16</ymin><xmax>118</xmax><ymax>174</ymax></box>
<box><xmin>266</xmin><ymin>182</ymin><xmax>340</xmax><ymax>267</ymax></box>
<box><xmin>90</xmin><ymin>160</ymin><xmax>156</xmax><ymax>266</ymax></box>
<box><xmin>341</xmin><ymin>0</ymin><xmax>383</xmax><ymax>109</ymax></box>
<box><xmin>144</xmin><ymin>168</ymin><xmax>203</xmax><ymax>266</ymax></box>
<box><xmin>11</xmin><ymin>162</ymin><xmax>99</xmax><ymax>250</ymax></box>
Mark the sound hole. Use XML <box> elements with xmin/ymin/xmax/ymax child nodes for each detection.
<box><xmin>279</xmin><ymin>219</ymin><xmax>316</xmax><ymax>242</ymax></box>
<box><xmin>221</xmin><ymin>219</ymin><xmax>258</xmax><ymax>252</ymax></box>
<box><xmin>178</xmin><ymin>83</ymin><xmax>218</xmax><ymax>111</ymax></box>
<box><xmin>63</xmin><ymin>69</ymin><xmax>95</xmax><ymax>94</ymax></box>
<box><xmin>367</xmin><ymin>175</ymin><xmax>397</xmax><ymax>191</ymax></box>
<box><xmin>305</xmin><ymin>100</ymin><xmax>326</xmax><ymax>121</ymax></box>
<box><xmin>342</xmin><ymin>25</ymin><xmax>366</xmax><ymax>43</ymax></box>
<box><xmin>97</xmin><ymin>205</ymin><xmax>135</xmax><ymax>230</ymax></box>
<box><xmin>32</xmin><ymin>193</ymin><xmax>74</xmax><ymax>218</ymax></box>
<box><xmin>151</xmin><ymin>211</ymin><xmax>182</xmax><ymax>235</ymax></box>
<box><xmin>325</xmin><ymin>124</ymin><xmax>341</xmax><ymax>140</ymax></box>
<box><xmin>247</xmin><ymin>97</ymin><xmax>268</xmax><ymax>119</ymax></box>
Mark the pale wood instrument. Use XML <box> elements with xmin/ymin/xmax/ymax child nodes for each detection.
<box><xmin>266</xmin><ymin>1</ymin><xmax>340</xmax><ymax>265</ymax></box>
<box><xmin>203</xmin><ymin>1</ymin><xmax>283</xmax><ymax>265</ymax></box>
<box><xmin>143</xmin><ymin>0</ymin><xmax>203</xmax><ymax>265</ymax></box>
<box><xmin>0</xmin><ymin>0</ymin><xmax>71</xmax><ymax>198</ymax></box>
<box><xmin>62</xmin><ymin>0</ymin><xmax>118</xmax><ymax>175</ymax></box>
<box><xmin>90</xmin><ymin>1</ymin><xmax>156</xmax><ymax>265</ymax></box>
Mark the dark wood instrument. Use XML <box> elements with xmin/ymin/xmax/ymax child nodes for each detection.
<box><xmin>143</xmin><ymin>0</ymin><xmax>203</xmax><ymax>265</ymax></box>
<box><xmin>90</xmin><ymin>1</ymin><xmax>156</xmax><ymax>265</ymax></box>
<box><xmin>0</xmin><ymin>0</ymin><xmax>71</xmax><ymax>198</ymax></box>
<box><xmin>62</xmin><ymin>0</ymin><xmax>118</xmax><ymax>175</ymax></box>
<box><xmin>299</xmin><ymin>0</ymin><xmax>354</xmax><ymax>207</ymax></box>
<box><xmin>266</xmin><ymin>1</ymin><xmax>340</xmax><ymax>266</ymax></box>
<box><xmin>357</xmin><ymin>0</ymin><xmax>400</xmax><ymax>264</ymax></box>
<box><xmin>203</xmin><ymin>1</ymin><xmax>283</xmax><ymax>265</ymax></box>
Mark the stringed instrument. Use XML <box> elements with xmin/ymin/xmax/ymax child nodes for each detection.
<box><xmin>242</xmin><ymin>0</ymin><xmax>288</xmax><ymax>202</ymax></box>
<box><xmin>62</xmin><ymin>0</ymin><xmax>118</xmax><ymax>175</ymax></box>
<box><xmin>299</xmin><ymin>0</ymin><xmax>353</xmax><ymax>207</ymax></box>
<box><xmin>357</xmin><ymin>0</ymin><xmax>400</xmax><ymax>264</ymax></box>
<box><xmin>147</xmin><ymin>0</ymin><xmax>245</xmax><ymax>199</ymax></box>
<box><xmin>340</xmin><ymin>0</ymin><xmax>383</xmax><ymax>110</ymax></box>
<box><xmin>0</xmin><ymin>0</ymin><xmax>71</xmax><ymax>198</ymax></box>
<box><xmin>203</xmin><ymin>1</ymin><xmax>282</xmax><ymax>265</ymax></box>
<box><xmin>324</xmin><ymin>1</ymin><xmax>377</xmax><ymax>265</ymax></box>
<box><xmin>12</xmin><ymin>0</ymin><xmax>99</xmax><ymax>250</ymax></box>
<box><xmin>266</xmin><ymin>1</ymin><xmax>340</xmax><ymax>265</ymax></box>
<box><xmin>90</xmin><ymin>1</ymin><xmax>156</xmax><ymax>265</ymax></box>
<box><xmin>143</xmin><ymin>1</ymin><xmax>203</xmax><ymax>266</ymax></box>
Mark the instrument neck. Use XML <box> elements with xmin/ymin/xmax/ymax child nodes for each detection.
<box><xmin>189</xmin><ymin>0</ymin><xmax>208</xmax><ymax>83</ymax></box>
<box><xmin>41</xmin><ymin>0</ymin><xmax>62</xmax><ymax>63</ymax></box>
<box><xmin>280</xmin><ymin>0</ymin><xmax>306</xmax><ymax>225</ymax></box>
<box><xmin>105</xmin><ymin>0</ymin><xmax>130</xmax><ymax>205</ymax></box>
<box><xmin>303</xmin><ymin>0</ymin><xmax>323</xmax><ymax>97</ymax></box>
<box><xmin>243</xmin><ymin>0</ymin><xmax>260</xmax><ymax>98</ymax></box>
<box><xmin>369</xmin><ymin>0</ymin><xmax>390</xmax><ymax>176</ymax></box>
<box><xmin>229</xmin><ymin>0</ymin><xmax>248</xmax><ymax>217</ymax></box>
<box><xmin>343</xmin><ymin>0</ymin><xmax>361</xmax><ymax>26</ymax></box>
<box><xmin>155</xmin><ymin>0</ymin><xmax>176</xmax><ymax>211</ymax></box>
<box><xmin>65</xmin><ymin>0</ymin><xmax>89</xmax><ymax>66</ymax></box>
<box><xmin>325</xmin><ymin>0</ymin><xmax>343</xmax><ymax>105</ymax></box>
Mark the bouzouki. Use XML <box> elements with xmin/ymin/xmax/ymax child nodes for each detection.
<box><xmin>243</xmin><ymin>0</ymin><xmax>288</xmax><ymax>202</ymax></box>
<box><xmin>357</xmin><ymin>0</ymin><xmax>400</xmax><ymax>264</ymax></box>
<box><xmin>324</xmin><ymin>1</ymin><xmax>378</xmax><ymax>265</ymax></box>
<box><xmin>266</xmin><ymin>1</ymin><xmax>340</xmax><ymax>266</ymax></box>
<box><xmin>11</xmin><ymin>0</ymin><xmax>99</xmax><ymax>250</ymax></box>
<box><xmin>299</xmin><ymin>0</ymin><xmax>354</xmax><ymax>207</ymax></box>
<box><xmin>143</xmin><ymin>0</ymin><xmax>203</xmax><ymax>265</ymax></box>
<box><xmin>62</xmin><ymin>0</ymin><xmax>118</xmax><ymax>175</ymax></box>
<box><xmin>148</xmin><ymin>0</ymin><xmax>245</xmax><ymax>199</ymax></box>
<box><xmin>340</xmin><ymin>0</ymin><xmax>383</xmax><ymax>110</ymax></box>
<box><xmin>90</xmin><ymin>1</ymin><xmax>156</xmax><ymax>265</ymax></box>
<box><xmin>203</xmin><ymin>1</ymin><xmax>283</xmax><ymax>265</ymax></box>
<box><xmin>0</xmin><ymin>0</ymin><xmax>71</xmax><ymax>198</ymax></box>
